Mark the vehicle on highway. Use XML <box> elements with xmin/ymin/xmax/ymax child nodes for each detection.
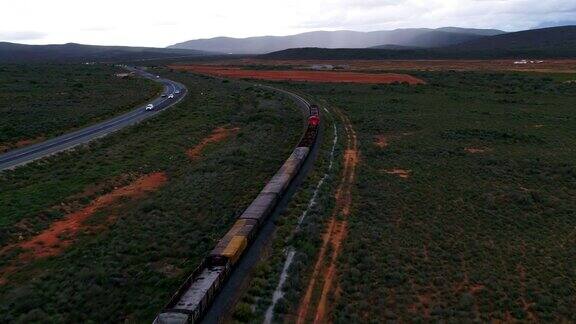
<box><xmin>145</xmin><ymin>104</ymin><xmax>154</xmax><ymax>111</ymax></box>
<box><xmin>161</xmin><ymin>94</ymin><xmax>167</xmax><ymax>98</ymax></box>
<box><xmin>168</xmin><ymin>94</ymin><xmax>174</xmax><ymax>99</ymax></box>
<box><xmin>175</xmin><ymin>90</ymin><xmax>181</xmax><ymax>94</ymax></box>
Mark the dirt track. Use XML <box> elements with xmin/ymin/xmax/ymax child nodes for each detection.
<box><xmin>296</xmin><ymin>107</ymin><xmax>358</xmax><ymax>323</ymax></box>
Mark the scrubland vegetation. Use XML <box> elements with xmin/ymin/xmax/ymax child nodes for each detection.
<box><xmin>0</xmin><ymin>63</ymin><xmax>160</xmax><ymax>150</ymax></box>
<box><xmin>234</xmin><ymin>71</ymin><xmax>576</xmax><ymax>322</ymax></box>
<box><xmin>0</xmin><ymin>70</ymin><xmax>303</xmax><ymax>322</ymax></box>
<box><xmin>3</xmin><ymin>64</ymin><xmax>576</xmax><ymax>322</ymax></box>
<box><xmin>230</xmin><ymin>103</ymin><xmax>342</xmax><ymax>323</ymax></box>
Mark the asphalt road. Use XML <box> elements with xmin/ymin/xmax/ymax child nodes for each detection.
<box><xmin>202</xmin><ymin>86</ymin><xmax>323</xmax><ymax>324</ymax></box>
<box><xmin>0</xmin><ymin>66</ymin><xmax>187</xmax><ymax>171</ymax></box>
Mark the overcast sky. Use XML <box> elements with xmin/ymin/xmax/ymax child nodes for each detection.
<box><xmin>1</xmin><ymin>0</ymin><xmax>575</xmax><ymax>47</ymax></box>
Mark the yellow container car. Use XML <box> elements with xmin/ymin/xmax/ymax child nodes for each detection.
<box><xmin>222</xmin><ymin>236</ymin><xmax>247</xmax><ymax>264</ymax></box>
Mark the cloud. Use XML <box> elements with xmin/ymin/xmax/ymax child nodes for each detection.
<box><xmin>298</xmin><ymin>0</ymin><xmax>576</xmax><ymax>32</ymax></box>
<box><xmin>0</xmin><ymin>31</ymin><xmax>47</xmax><ymax>41</ymax></box>
<box><xmin>80</xmin><ymin>26</ymin><xmax>114</xmax><ymax>32</ymax></box>
<box><xmin>535</xmin><ymin>20</ymin><xmax>576</xmax><ymax>28</ymax></box>
<box><xmin>1</xmin><ymin>0</ymin><xmax>575</xmax><ymax>47</ymax></box>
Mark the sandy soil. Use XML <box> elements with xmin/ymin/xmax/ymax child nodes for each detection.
<box><xmin>170</xmin><ymin>65</ymin><xmax>425</xmax><ymax>85</ymax></box>
<box><xmin>385</xmin><ymin>168</ymin><xmax>412</xmax><ymax>178</ymax></box>
<box><xmin>374</xmin><ymin>135</ymin><xmax>389</xmax><ymax>148</ymax></box>
<box><xmin>0</xmin><ymin>172</ymin><xmax>167</xmax><ymax>284</ymax></box>
<box><xmin>297</xmin><ymin>107</ymin><xmax>359</xmax><ymax>323</ymax></box>
<box><xmin>186</xmin><ymin>126</ymin><xmax>240</xmax><ymax>160</ymax></box>
<box><xmin>374</xmin><ymin>132</ymin><xmax>415</xmax><ymax>149</ymax></box>
<box><xmin>465</xmin><ymin>147</ymin><xmax>490</xmax><ymax>154</ymax></box>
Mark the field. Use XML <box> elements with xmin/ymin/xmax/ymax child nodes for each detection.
<box><xmin>0</xmin><ymin>64</ymin><xmax>161</xmax><ymax>151</ymax></box>
<box><xmin>227</xmin><ymin>70</ymin><xmax>576</xmax><ymax>322</ymax></box>
<box><xmin>178</xmin><ymin>58</ymin><xmax>576</xmax><ymax>74</ymax></box>
<box><xmin>169</xmin><ymin>65</ymin><xmax>425</xmax><ymax>84</ymax></box>
<box><xmin>0</xmin><ymin>70</ymin><xmax>304</xmax><ymax>322</ymax></box>
<box><xmin>3</xmin><ymin>60</ymin><xmax>576</xmax><ymax>322</ymax></box>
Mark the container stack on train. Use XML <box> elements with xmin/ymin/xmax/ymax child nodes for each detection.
<box><xmin>154</xmin><ymin>104</ymin><xmax>321</xmax><ymax>324</ymax></box>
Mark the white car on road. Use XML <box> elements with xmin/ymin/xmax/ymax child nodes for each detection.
<box><xmin>168</xmin><ymin>94</ymin><xmax>174</xmax><ymax>99</ymax></box>
<box><xmin>145</xmin><ymin>104</ymin><xmax>154</xmax><ymax>111</ymax></box>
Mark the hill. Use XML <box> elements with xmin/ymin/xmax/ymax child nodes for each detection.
<box><xmin>369</xmin><ymin>44</ymin><xmax>420</xmax><ymax>50</ymax></box>
<box><xmin>261</xmin><ymin>26</ymin><xmax>576</xmax><ymax>60</ymax></box>
<box><xmin>168</xmin><ymin>27</ymin><xmax>504</xmax><ymax>54</ymax></box>
<box><xmin>447</xmin><ymin>25</ymin><xmax>576</xmax><ymax>55</ymax></box>
<box><xmin>261</xmin><ymin>47</ymin><xmax>430</xmax><ymax>60</ymax></box>
<box><xmin>0</xmin><ymin>42</ymin><xmax>214</xmax><ymax>63</ymax></box>
<box><xmin>404</xmin><ymin>30</ymin><xmax>482</xmax><ymax>48</ymax></box>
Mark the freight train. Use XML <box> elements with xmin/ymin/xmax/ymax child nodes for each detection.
<box><xmin>154</xmin><ymin>103</ymin><xmax>321</xmax><ymax>324</ymax></box>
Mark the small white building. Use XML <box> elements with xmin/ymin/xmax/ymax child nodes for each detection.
<box><xmin>310</xmin><ymin>64</ymin><xmax>335</xmax><ymax>70</ymax></box>
<box><xmin>513</xmin><ymin>59</ymin><xmax>544</xmax><ymax>65</ymax></box>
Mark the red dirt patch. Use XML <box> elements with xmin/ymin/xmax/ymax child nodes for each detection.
<box><xmin>465</xmin><ymin>147</ymin><xmax>490</xmax><ymax>154</ymax></box>
<box><xmin>15</xmin><ymin>136</ymin><xmax>46</xmax><ymax>148</ymax></box>
<box><xmin>0</xmin><ymin>172</ymin><xmax>167</xmax><ymax>284</ymax></box>
<box><xmin>0</xmin><ymin>136</ymin><xmax>46</xmax><ymax>153</ymax></box>
<box><xmin>385</xmin><ymin>168</ymin><xmax>412</xmax><ymax>178</ymax></box>
<box><xmin>374</xmin><ymin>135</ymin><xmax>389</xmax><ymax>148</ymax></box>
<box><xmin>186</xmin><ymin>126</ymin><xmax>240</xmax><ymax>160</ymax></box>
<box><xmin>20</xmin><ymin>172</ymin><xmax>166</xmax><ymax>257</ymax></box>
<box><xmin>171</xmin><ymin>65</ymin><xmax>425</xmax><ymax>85</ymax></box>
<box><xmin>374</xmin><ymin>132</ymin><xmax>415</xmax><ymax>149</ymax></box>
<box><xmin>470</xmin><ymin>284</ymin><xmax>485</xmax><ymax>294</ymax></box>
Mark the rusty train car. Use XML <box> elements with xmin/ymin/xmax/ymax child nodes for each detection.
<box><xmin>154</xmin><ymin>104</ymin><xmax>321</xmax><ymax>324</ymax></box>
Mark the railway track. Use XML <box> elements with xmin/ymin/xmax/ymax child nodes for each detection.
<box><xmin>154</xmin><ymin>86</ymin><xmax>322</xmax><ymax>324</ymax></box>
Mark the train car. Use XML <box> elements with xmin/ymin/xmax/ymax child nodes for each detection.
<box><xmin>297</xmin><ymin>105</ymin><xmax>320</xmax><ymax>148</ymax></box>
<box><xmin>308</xmin><ymin>115</ymin><xmax>320</xmax><ymax>126</ymax></box>
<box><xmin>309</xmin><ymin>104</ymin><xmax>320</xmax><ymax>116</ymax></box>
<box><xmin>239</xmin><ymin>192</ymin><xmax>278</xmax><ymax>226</ymax></box>
<box><xmin>262</xmin><ymin>147</ymin><xmax>310</xmax><ymax>195</ymax></box>
<box><xmin>154</xmin><ymin>263</ymin><xmax>230</xmax><ymax>324</ymax></box>
<box><xmin>297</xmin><ymin>125</ymin><xmax>318</xmax><ymax>148</ymax></box>
<box><xmin>208</xmin><ymin>218</ymin><xmax>258</xmax><ymax>266</ymax></box>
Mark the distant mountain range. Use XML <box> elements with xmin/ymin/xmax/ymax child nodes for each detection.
<box><xmin>261</xmin><ymin>26</ymin><xmax>576</xmax><ymax>60</ymax></box>
<box><xmin>168</xmin><ymin>27</ymin><xmax>504</xmax><ymax>54</ymax></box>
<box><xmin>1</xmin><ymin>26</ymin><xmax>574</xmax><ymax>63</ymax></box>
<box><xmin>0</xmin><ymin>42</ymin><xmax>212</xmax><ymax>63</ymax></box>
